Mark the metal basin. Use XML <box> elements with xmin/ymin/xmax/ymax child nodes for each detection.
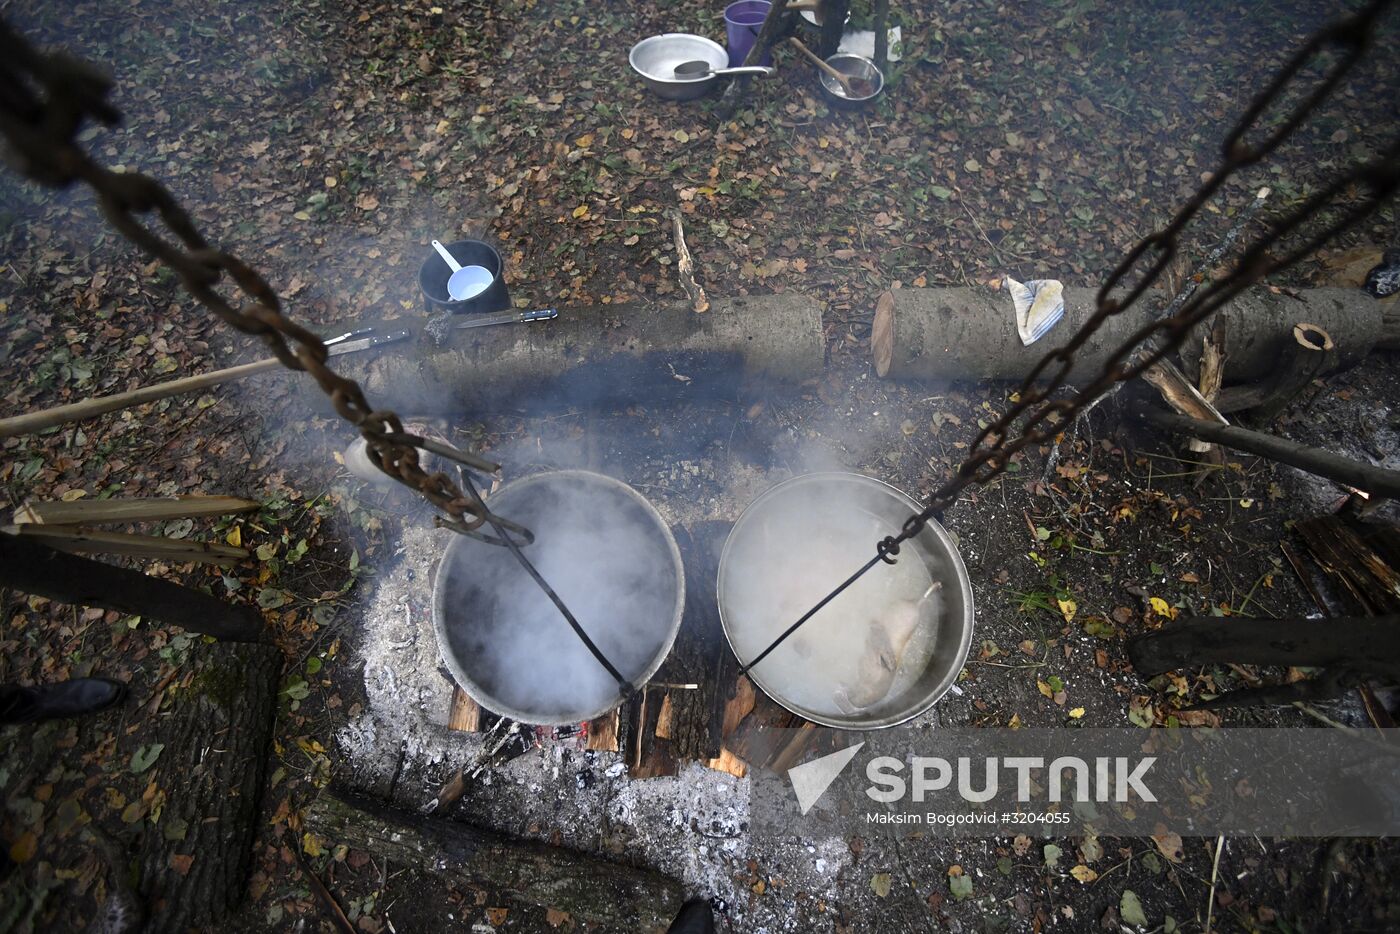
<box><xmin>819</xmin><ymin>52</ymin><xmax>884</xmax><ymax>109</ymax></box>
<box><xmin>629</xmin><ymin>33</ymin><xmax>729</xmax><ymax>100</ymax></box>
<box><xmin>433</xmin><ymin>470</ymin><xmax>684</xmax><ymax>725</ymax></box>
<box><xmin>717</xmin><ymin>473</ymin><xmax>974</xmax><ymax>729</ymax></box>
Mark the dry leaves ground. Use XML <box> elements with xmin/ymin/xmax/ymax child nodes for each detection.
<box><xmin>0</xmin><ymin>0</ymin><xmax>1397</xmax><ymax>930</ymax></box>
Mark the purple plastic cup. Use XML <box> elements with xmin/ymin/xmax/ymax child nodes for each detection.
<box><xmin>724</xmin><ymin>0</ymin><xmax>772</xmax><ymax>67</ymax></box>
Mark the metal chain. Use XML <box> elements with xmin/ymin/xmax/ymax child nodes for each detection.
<box><xmin>0</xmin><ymin>20</ymin><xmax>488</xmax><ymax>534</ymax></box>
<box><xmin>740</xmin><ymin>0</ymin><xmax>1400</xmax><ymax>675</ymax></box>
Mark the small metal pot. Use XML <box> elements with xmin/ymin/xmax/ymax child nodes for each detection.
<box><xmin>717</xmin><ymin>473</ymin><xmax>974</xmax><ymax>729</ymax></box>
<box><xmin>818</xmin><ymin>52</ymin><xmax>884</xmax><ymax>109</ymax></box>
<box><xmin>630</xmin><ymin>33</ymin><xmax>773</xmax><ymax>100</ymax></box>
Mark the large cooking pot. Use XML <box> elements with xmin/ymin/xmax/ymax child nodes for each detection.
<box><xmin>433</xmin><ymin>470</ymin><xmax>684</xmax><ymax>725</ymax></box>
<box><xmin>629</xmin><ymin>33</ymin><xmax>773</xmax><ymax>101</ymax></box>
<box><xmin>718</xmin><ymin>473</ymin><xmax>974</xmax><ymax>729</ymax></box>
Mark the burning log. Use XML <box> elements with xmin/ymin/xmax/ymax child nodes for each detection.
<box><xmin>308</xmin><ymin>790</ymin><xmax>685</xmax><ymax>931</ymax></box>
<box><xmin>347</xmin><ymin>295</ymin><xmax>823</xmax><ymax>413</ymax></box>
<box><xmin>871</xmin><ymin>286</ymin><xmax>1385</xmax><ymax>383</ymax></box>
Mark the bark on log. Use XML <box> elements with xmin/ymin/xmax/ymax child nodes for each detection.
<box><xmin>308</xmin><ymin>790</ymin><xmax>684</xmax><ymax>932</ymax></box>
<box><xmin>872</xmin><ymin>286</ymin><xmax>1380</xmax><ymax>383</ymax></box>
<box><xmin>340</xmin><ymin>295</ymin><xmax>823</xmax><ymax>414</ymax></box>
<box><xmin>0</xmin><ymin>532</ymin><xmax>264</xmax><ymax>641</ymax></box>
<box><xmin>1128</xmin><ymin>615</ymin><xmax>1400</xmax><ymax>682</ymax></box>
<box><xmin>1140</xmin><ymin>408</ymin><xmax>1400</xmax><ymax>500</ymax></box>
<box><xmin>1382</xmin><ymin>304</ymin><xmax>1400</xmax><ymax>350</ymax></box>
<box><xmin>140</xmin><ymin>640</ymin><xmax>281</xmax><ymax>933</ymax></box>
<box><xmin>1214</xmin><ymin>323</ymin><xmax>1335</xmax><ymax>418</ymax></box>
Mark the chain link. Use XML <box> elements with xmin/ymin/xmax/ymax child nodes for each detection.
<box><xmin>0</xmin><ymin>20</ymin><xmax>488</xmax><ymax>534</ymax></box>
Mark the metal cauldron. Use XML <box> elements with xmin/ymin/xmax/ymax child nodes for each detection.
<box><xmin>717</xmin><ymin>473</ymin><xmax>974</xmax><ymax>729</ymax></box>
<box><xmin>433</xmin><ymin>470</ymin><xmax>684</xmax><ymax>725</ymax></box>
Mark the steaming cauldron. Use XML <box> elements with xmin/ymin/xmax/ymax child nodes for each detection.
<box><xmin>433</xmin><ymin>470</ymin><xmax>684</xmax><ymax>725</ymax></box>
<box><xmin>718</xmin><ymin>473</ymin><xmax>974</xmax><ymax>729</ymax></box>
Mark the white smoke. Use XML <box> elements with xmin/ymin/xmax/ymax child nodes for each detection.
<box><xmin>437</xmin><ymin>471</ymin><xmax>681</xmax><ymax>723</ymax></box>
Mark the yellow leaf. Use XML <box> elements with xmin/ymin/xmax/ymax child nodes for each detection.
<box><xmin>674</xmin><ymin>129</ymin><xmax>690</xmax><ymax>143</ymax></box>
<box><xmin>1149</xmin><ymin>597</ymin><xmax>1175</xmax><ymax>618</ymax></box>
<box><xmin>225</xmin><ymin>527</ymin><xmax>242</xmax><ymax>548</ymax></box>
<box><xmin>9</xmin><ymin>832</ymin><xmax>36</xmax><ymax>863</ymax></box>
<box><xmin>302</xmin><ymin>832</ymin><xmax>324</xmax><ymax>857</ymax></box>
<box><xmin>1008</xmin><ymin>713</ymin><xmax>1023</xmax><ymax>729</ymax></box>
<box><xmin>571</xmin><ymin>204</ymin><xmax>589</xmax><ymax>219</ymax></box>
<box><xmin>324</xmin><ymin>176</ymin><xmax>337</xmax><ymax>188</ymax></box>
<box><xmin>1057</xmin><ymin>598</ymin><xmax>1077</xmax><ymax>622</ymax></box>
<box><xmin>621</xmin><ymin>128</ymin><xmax>634</xmax><ymax>139</ymax></box>
<box><xmin>1070</xmin><ymin>864</ymin><xmax>1098</xmax><ymax>883</ymax></box>
<box><xmin>1068</xmin><ymin>707</ymin><xmax>1086</xmax><ymax>719</ymax></box>
<box><xmin>1037</xmin><ymin>680</ymin><xmax>1054</xmax><ymax>699</ymax></box>
<box><xmin>574</xmin><ymin>133</ymin><xmax>594</xmax><ymax>148</ymax></box>
<box><xmin>60</xmin><ymin>489</ymin><xmax>87</xmax><ymax>502</ymax></box>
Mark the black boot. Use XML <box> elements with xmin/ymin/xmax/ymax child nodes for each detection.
<box><xmin>0</xmin><ymin>678</ymin><xmax>126</xmax><ymax>725</ymax></box>
<box><xmin>666</xmin><ymin>898</ymin><xmax>716</xmax><ymax>934</ymax></box>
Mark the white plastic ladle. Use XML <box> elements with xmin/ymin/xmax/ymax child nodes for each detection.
<box><xmin>432</xmin><ymin>239</ymin><xmax>495</xmax><ymax>302</ymax></box>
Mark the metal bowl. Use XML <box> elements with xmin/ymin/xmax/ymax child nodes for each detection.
<box><xmin>717</xmin><ymin>473</ymin><xmax>974</xmax><ymax>729</ymax></box>
<box><xmin>818</xmin><ymin>52</ymin><xmax>884</xmax><ymax>108</ymax></box>
<box><xmin>433</xmin><ymin>470</ymin><xmax>685</xmax><ymax>725</ymax></box>
<box><xmin>629</xmin><ymin>33</ymin><xmax>729</xmax><ymax>100</ymax></box>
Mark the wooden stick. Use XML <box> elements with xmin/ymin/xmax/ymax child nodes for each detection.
<box><xmin>12</xmin><ymin>494</ymin><xmax>259</xmax><ymax>526</ymax></box>
<box><xmin>2</xmin><ymin>524</ymin><xmax>248</xmax><ymax>566</ymax></box>
<box><xmin>0</xmin><ymin>357</ymin><xmax>280</xmax><ymax>439</ymax></box>
<box><xmin>788</xmin><ymin>37</ymin><xmax>854</xmax><ymax>93</ymax></box>
<box><xmin>1140</xmin><ymin>408</ymin><xmax>1400</xmax><ymax>500</ymax></box>
<box><xmin>669</xmin><ymin>210</ymin><xmax>709</xmax><ymax>314</ymax></box>
<box><xmin>0</xmin><ymin>531</ymin><xmax>263</xmax><ymax>641</ymax></box>
<box><xmin>1193</xmin><ymin>320</ymin><xmax>1228</xmax><ymax>457</ymax></box>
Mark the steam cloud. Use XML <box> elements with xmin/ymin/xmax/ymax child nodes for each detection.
<box><xmin>438</xmin><ymin>472</ymin><xmax>680</xmax><ymax>722</ymax></box>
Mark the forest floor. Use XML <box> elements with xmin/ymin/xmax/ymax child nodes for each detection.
<box><xmin>0</xmin><ymin>0</ymin><xmax>1397</xmax><ymax>931</ymax></box>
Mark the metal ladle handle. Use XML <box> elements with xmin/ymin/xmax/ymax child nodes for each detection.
<box><xmin>431</xmin><ymin>239</ymin><xmax>462</xmax><ymax>272</ymax></box>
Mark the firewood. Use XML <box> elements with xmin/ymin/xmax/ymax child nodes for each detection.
<box><xmin>348</xmin><ymin>295</ymin><xmax>823</xmax><ymax>413</ymax></box>
<box><xmin>1139</xmin><ymin>408</ymin><xmax>1400</xmax><ymax>501</ymax></box>
<box><xmin>670</xmin><ymin>210</ymin><xmax>708</xmax><ymax>314</ymax></box>
<box><xmin>308</xmin><ymin>790</ymin><xmax>685</xmax><ymax>932</ymax></box>
<box><xmin>12</xmin><ymin>495</ymin><xmax>258</xmax><ymax>526</ymax></box>
<box><xmin>3</xmin><ymin>524</ymin><xmax>248</xmax><ymax>566</ymax></box>
<box><xmin>586</xmin><ymin>710</ymin><xmax>620</xmax><ymax>752</ymax></box>
<box><xmin>873</xmin><ymin>286</ymin><xmax>1380</xmax><ymax>384</ymax></box>
<box><xmin>1214</xmin><ymin>323</ymin><xmax>1335</xmax><ymax>418</ymax></box>
<box><xmin>448</xmin><ymin>686</ymin><xmax>481</xmax><ymax>732</ymax></box>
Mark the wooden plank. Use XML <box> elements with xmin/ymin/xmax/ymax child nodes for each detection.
<box><xmin>654</xmin><ymin>693</ymin><xmax>674</xmax><ymax>740</ymax></box>
<box><xmin>705</xmin><ymin>676</ymin><xmax>756</xmax><ymax>778</ymax></box>
<box><xmin>4</xmin><ymin>524</ymin><xmax>248</xmax><ymax>566</ymax></box>
<box><xmin>447</xmin><ymin>687</ymin><xmax>481</xmax><ymax>732</ymax></box>
<box><xmin>586</xmin><ymin>710</ymin><xmax>620</xmax><ymax>752</ymax></box>
<box><xmin>13</xmin><ymin>495</ymin><xmax>260</xmax><ymax>526</ymax></box>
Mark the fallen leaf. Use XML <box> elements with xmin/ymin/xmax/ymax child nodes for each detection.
<box><xmin>9</xmin><ymin>832</ymin><xmax>36</xmax><ymax>863</ymax></box>
<box><xmin>1152</xmin><ymin>828</ymin><xmax>1185</xmax><ymax>863</ymax></box>
<box><xmin>871</xmin><ymin>873</ymin><xmax>891</xmax><ymax>897</ymax></box>
<box><xmin>1070</xmin><ymin>864</ymin><xmax>1097</xmax><ymax>883</ymax></box>
<box><xmin>1120</xmin><ymin>889</ymin><xmax>1148</xmax><ymax>927</ymax></box>
<box><xmin>1058</xmin><ymin>598</ymin><xmax>1077</xmax><ymax>622</ymax></box>
<box><xmin>170</xmin><ymin>853</ymin><xmax>194</xmax><ymax>876</ymax></box>
<box><xmin>1068</xmin><ymin>707</ymin><xmax>1085</xmax><ymax>719</ymax></box>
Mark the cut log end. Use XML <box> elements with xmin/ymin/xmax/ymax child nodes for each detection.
<box><xmin>1295</xmin><ymin>322</ymin><xmax>1334</xmax><ymax>353</ymax></box>
<box><xmin>871</xmin><ymin>291</ymin><xmax>895</xmax><ymax>377</ymax></box>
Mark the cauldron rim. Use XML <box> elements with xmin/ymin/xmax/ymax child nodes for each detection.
<box><xmin>717</xmin><ymin>471</ymin><xmax>975</xmax><ymax>729</ymax></box>
<box><xmin>431</xmin><ymin>469</ymin><xmax>685</xmax><ymax>725</ymax></box>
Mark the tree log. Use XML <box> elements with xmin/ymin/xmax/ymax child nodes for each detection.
<box><xmin>0</xmin><ymin>532</ymin><xmax>263</xmax><ymax>641</ymax></box>
<box><xmin>340</xmin><ymin>295</ymin><xmax>823</xmax><ymax>414</ymax></box>
<box><xmin>872</xmin><ymin>286</ymin><xmax>1380</xmax><ymax>383</ymax></box>
<box><xmin>307</xmin><ymin>790</ymin><xmax>684</xmax><ymax>932</ymax></box>
<box><xmin>1214</xmin><ymin>323</ymin><xmax>1335</xmax><ymax>418</ymax></box>
<box><xmin>1139</xmin><ymin>408</ymin><xmax>1400</xmax><ymax>500</ymax></box>
<box><xmin>140</xmin><ymin>640</ymin><xmax>281</xmax><ymax>933</ymax></box>
<box><xmin>1128</xmin><ymin>615</ymin><xmax>1400</xmax><ymax>683</ymax></box>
